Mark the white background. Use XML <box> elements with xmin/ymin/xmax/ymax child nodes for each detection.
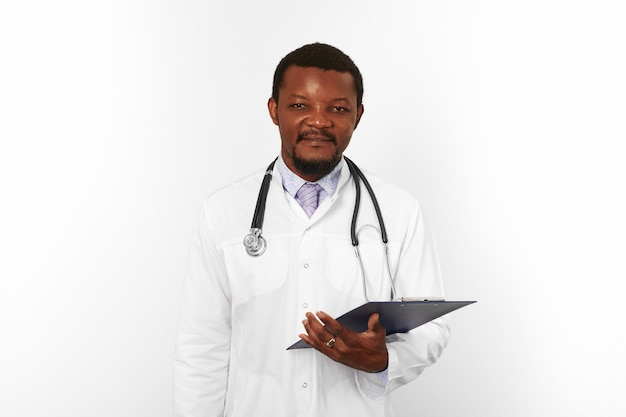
<box><xmin>1</xmin><ymin>1</ymin><xmax>625</xmax><ymax>416</ymax></box>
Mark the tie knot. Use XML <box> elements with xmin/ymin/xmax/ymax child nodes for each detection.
<box><xmin>296</xmin><ymin>183</ymin><xmax>321</xmax><ymax>218</ymax></box>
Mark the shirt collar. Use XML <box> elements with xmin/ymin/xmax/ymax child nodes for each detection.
<box><xmin>276</xmin><ymin>154</ymin><xmax>344</xmax><ymax>198</ymax></box>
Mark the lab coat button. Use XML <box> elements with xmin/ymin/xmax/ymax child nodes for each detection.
<box><xmin>303</xmin><ymin>263</ymin><xmax>309</xmax><ymax>269</ymax></box>
<box><xmin>303</xmin><ymin>303</ymin><xmax>308</xmax><ymax>308</ymax></box>
<box><xmin>302</xmin><ymin>382</ymin><xmax>308</xmax><ymax>388</ymax></box>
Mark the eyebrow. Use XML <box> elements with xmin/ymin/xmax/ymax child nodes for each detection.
<box><xmin>287</xmin><ymin>94</ymin><xmax>351</xmax><ymax>103</ymax></box>
<box><xmin>287</xmin><ymin>94</ymin><xmax>308</xmax><ymax>100</ymax></box>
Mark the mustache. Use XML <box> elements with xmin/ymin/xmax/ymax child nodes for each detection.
<box><xmin>297</xmin><ymin>129</ymin><xmax>336</xmax><ymax>143</ymax></box>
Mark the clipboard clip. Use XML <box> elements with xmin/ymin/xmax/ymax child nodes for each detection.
<box><xmin>396</xmin><ymin>296</ymin><xmax>446</xmax><ymax>303</ymax></box>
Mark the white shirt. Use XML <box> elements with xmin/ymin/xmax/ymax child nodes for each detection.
<box><xmin>174</xmin><ymin>159</ymin><xmax>450</xmax><ymax>417</ymax></box>
<box><xmin>275</xmin><ymin>154</ymin><xmax>343</xmax><ymax>206</ymax></box>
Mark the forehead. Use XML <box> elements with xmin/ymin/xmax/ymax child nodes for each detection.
<box><xmin>280</xmin><ymin>65</ymin><xmax>357</xmax><ymax>101</ymax></box>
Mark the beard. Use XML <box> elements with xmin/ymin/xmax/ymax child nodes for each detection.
<box><xmin>291</xmin><ymin>149</ymin><xmax>341</xmax><ymax>178</ymax></box>
<box><xmin>290</xmin><ymin>129</ymin><xmax>341</xmax><ymax>178</ymax></box>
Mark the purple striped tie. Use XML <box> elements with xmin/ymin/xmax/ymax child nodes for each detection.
<box><xmin>296</xmin><ymin>183</ymin><xmax>321</xmax><ymax>218</ymax></box>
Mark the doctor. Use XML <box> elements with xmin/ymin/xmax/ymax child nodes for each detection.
<box><xmin>174</xmin><ymin>43</ymin><xmax>449</xmax><ymax>417</ymax></box>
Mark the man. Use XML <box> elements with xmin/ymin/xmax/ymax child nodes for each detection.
<box><xmin>174</xmin><ymin>43</ymin><xmax>449</xmax><ymax>417</ymax></box>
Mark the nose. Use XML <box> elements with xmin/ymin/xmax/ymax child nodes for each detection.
<box><xmin>305</xmin><ymin>107</ymin><xmax>331</xmax><ymax>128</ymax></box>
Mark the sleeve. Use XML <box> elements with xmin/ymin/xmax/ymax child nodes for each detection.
<box><xmin>355</xmin><ymin>200</ymin><xmax>450</xmax><ymax>399</ymax></box>
<box><xmin>174</xmin><ymin>204</ymin><xmax>232</xmax><ymax>417</ymax></box>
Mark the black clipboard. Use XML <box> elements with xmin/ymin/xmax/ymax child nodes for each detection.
<box><xmin>287</xmin><ymin>299</ymin><xmax>476</xmax><ymax>350</ymax></box>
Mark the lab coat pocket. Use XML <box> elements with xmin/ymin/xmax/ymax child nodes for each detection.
<box><xmin>324</xmin><ymin>235</ymin><xmax>393</xmax><ymax>302</ymax></box>
<box><xmin>221</xmin><ymin>238</ymin><xmax>290</xmax><ymax>304</ymax></box>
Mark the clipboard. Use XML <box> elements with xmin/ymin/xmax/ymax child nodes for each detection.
<box><xmin>287</xmin><ymin>299</ymin><xmax>476</xmax><ymax>350</ymax></box>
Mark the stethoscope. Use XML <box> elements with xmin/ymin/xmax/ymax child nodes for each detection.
<box><xmin>243</xmin><ymin>156</ymin><xmax>397</xmax><ymax>301</ymax></box>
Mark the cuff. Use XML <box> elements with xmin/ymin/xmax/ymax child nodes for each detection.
<box><xmin>354</xmin><ymin>363</ymin><xmax>392</xmax><ymax>400</ymax></box>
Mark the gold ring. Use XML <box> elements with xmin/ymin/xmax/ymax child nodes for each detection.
<box><xmin>325</xmin><ymin>337</ymin><xmax>336</xmax><ymax>348</ymax></box>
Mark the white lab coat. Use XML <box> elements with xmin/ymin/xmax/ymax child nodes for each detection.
<box><xmin>174</xmin><ymin>160</ymin><xmax>450</xmax><ymax>417</ymax></box>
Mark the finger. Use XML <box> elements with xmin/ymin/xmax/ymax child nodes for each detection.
<box><xmin>315</xmin><ymin>311</ymin><xmax>343</xmax><ymax>336</ymax></box>
<box><xmin>302</xmin><ymin>312</ymin><xmax>328</xmax><ymax>341</ymax></box>
<box><xmin>298</xmin><ymin>332</ymin><xmax>315</xmax><ymax>348</ymax></box>
<box><xmin>300</xmin><ymin>320</ymin><xmax>334</xmax><ymax>351</ymax></box>
<box><xmin>367</xmin><ymin>313</ymin><xmax>385</xmax><ymax>334</ymax></box>
<box><xmin>300</xmin><ymin>319</ymin><xmax>322</xmax><ymax>349</ymax></box>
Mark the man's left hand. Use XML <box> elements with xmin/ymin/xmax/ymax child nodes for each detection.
<box><xmin>299</xmin><ymin>311</ymin><xmax>388</xmax><ymax>373</ymax></box>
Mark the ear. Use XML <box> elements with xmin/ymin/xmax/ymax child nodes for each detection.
<box><xmin>354</xmin><ymin>104</ymin><xmax>364</xmax><ymax>129</ymax></box>
<box><xmin>268</xmin><ymin>97</ymin><xmax>279</xmax><ymax>126</ymax></box>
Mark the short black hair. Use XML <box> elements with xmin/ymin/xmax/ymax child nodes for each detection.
<box><xmin>272</xmin><ymin>43</ymin><xmax>364</xmax><ymax>106</ymax></box>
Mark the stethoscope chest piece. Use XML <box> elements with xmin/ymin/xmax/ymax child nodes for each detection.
<box><xmin>243</xmin><ymin>227</ymin><xmax>267</xmax><ymax>257</ymax></box>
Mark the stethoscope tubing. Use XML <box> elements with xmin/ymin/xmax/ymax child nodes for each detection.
<box><xmin>344</xmin><ymin>156</ymin><xmax>388</xmax><ymax>246</ymax></box>
<box><xmin>250</xmin><ymin>158</ymin><xmax>278</xmax><ymax>230</ymax></box>
<box><xmin>243</xmin><ymin>156</ymin><xmax>396</xmax><ymax>300</ymax></box>
<box><xmin>246</xmin><ymin>157</ymin><xmax>388</xmax><ymax>250</ymax></box>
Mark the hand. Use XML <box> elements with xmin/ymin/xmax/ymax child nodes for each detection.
<box><xmin>299</xmin><ymin>310</ymin><xmax>388</xmax><ymax>373</ymax></box>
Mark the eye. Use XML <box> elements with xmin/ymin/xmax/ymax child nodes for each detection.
<box><xmin>331</xmin><ymin>106</ymin><xmax>349</xmax><ymax>112</ymax></box>
<box><xmin>290</xmin><ymin>103</ymin><xmax>306</xmax><ymax>109</ymax></box>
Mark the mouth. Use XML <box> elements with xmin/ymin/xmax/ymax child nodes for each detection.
<box><xmin>297</xmin><ymin>130</ymin><xmax>336</xmax><ymax>143</ymax></box>
<box><xmin>300</xmin><ymin>136</ymin><xmax>332</xmax><ymax>142</ymax></box>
